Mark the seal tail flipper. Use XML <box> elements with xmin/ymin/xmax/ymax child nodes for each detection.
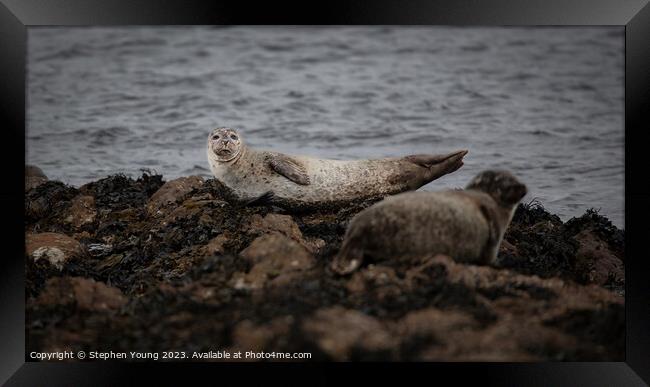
<box><xmin>405</xmin><ymin>149</ymin><xmax>468</xmax><ymax>168</ymax></box>
<box><xmin>405</xmin><ymin>150</ymin><xmax>468</xmax><ymax>182</ymax></box>
<box><xmin>331</xmin><ymin>243</ymin><xmax>364</xmax><ymax>275</ymax></box>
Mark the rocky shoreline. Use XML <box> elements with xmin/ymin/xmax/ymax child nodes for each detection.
<box><xmin>25</xmin><ymin>167</ymin><xmax>625</xmax><ymax>361</ymax></box>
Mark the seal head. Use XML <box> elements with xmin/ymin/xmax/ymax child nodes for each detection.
<box><xmin>465</xmin><ymin>170</ymin><xmax>527</xmax><ymax>208</ymax></box>
<box><xmin>208</xmin><ymin>127</ymin><xmax>244</xmax><ymax>163</ymax></box>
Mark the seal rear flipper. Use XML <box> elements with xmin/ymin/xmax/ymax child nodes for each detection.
<box><xmin>413</xmin><ymin>150</ymin><xmax>468</xmax><ymax>182</ymax></box>
<box><xmin>404</xmin><ymin>150</ymin><xmax>468</xmax><ymax>169</ymax></box>
<box><xmin>267</xmin><ymin>155</ymin><xmax>311</xmax><ymax>185</ymax></box>
<box><xmin>331</xmin><ymin>245</ymin><xmax>364</xmax><ymax>275</ymax></box>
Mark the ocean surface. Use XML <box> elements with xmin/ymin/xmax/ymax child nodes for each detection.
<box><xmin>27</xmin><ymin>26</ymin><xmax>624</xmax><ymax>227</ymax></box>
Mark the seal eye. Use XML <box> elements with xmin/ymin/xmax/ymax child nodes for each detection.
<box><xmin>212</xmin><ymin>135</ymin><xmax>220</xmax><ymax>140</ymax></box>
<box><xmin>230</xmin><ymin>134</ymin><xmax>238</xmax><ymax>141</ymax></box>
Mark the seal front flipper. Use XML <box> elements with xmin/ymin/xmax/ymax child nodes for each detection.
<box><xmin>331</xmin><ymin>243</ymin><xmax>364</xmax><ymax>275</ymax></box>
<box><xmin>267</xmin><ymin>155</ymin><xmax>310</xmax><ymax>185</ymax></box>
<box><xmin>478</xmin><ymin>203</ymin><xmax>501</xmax><ymax>264</ymax></box>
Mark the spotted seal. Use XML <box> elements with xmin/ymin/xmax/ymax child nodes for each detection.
<box><xmin>206</xmin><ymin>127</ymin><xmax>468</xmax><ymax>206</ymax></box>
<box><xmin>331</xmin><ymin>170</ymin><xmax>527</xmax><ymax>274</ymax></box>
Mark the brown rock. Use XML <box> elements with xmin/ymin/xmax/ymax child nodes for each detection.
<box><xmin>239</xmin><ymin>233</ymin><xmax>312</xmax><ymax>266</ymax></box>
<box><xmin>234</xmin><ymin>233</ymin><xmax>315</xmax><ymax>289</ymax></box>
<box><xmin>302</xmin><ymin>306</ymin><xmax>397</xmax><ymax>361</ymax></box>
<box><xmin>25</xmin><ymin>232</ymin><xmax>86</xmax><ymax>269</ymax></box>
<box><xmin>498</xmin><ymin>239</ymin><xmax>519</xmax><ymax>257</ymax></box>
<box><xmin>427</xmin><ymin>254</ymin><xmax>560</xmax><ymax>293</ymax></box>
<box><xmin>188</xmin><ymin>285</ymin><xmax>218</xmax><ymax>303</ymax></box>
<box><xmin>247</xmin><ymin>213</ymin><xmax>324</xmax><ymax>254</ymax></box>
<box><xmin>396</xmin><ymin>307</ymin><xmax>576</xmax><ymax>361</ymax></box>
<box><xmin>26</xmin><ymin>165</ymin><xmax>47</xmax><ymax>178</ymax></box>
<box><xmin>160</xmin><ymin>203</ymin><xmax>203</xmax><ymax>225</ymax></box>
<box><xmin>36</xmin><ymin>276</ymin><xmax>127</xmax><ymax>311</ymax></box>
<box><xmin>404</xmin><ymin>255</ymin><xmax>448</xmax><ymax>290</ymax></box>
<box><xmin>425</xmin><ymin>254</ymin><xmax>622</xmax><ymax>316</ymax></box>
<box><xmin>396</xmin><ymin>308</ymin><xmax>477</xmax><ymax>339</ymax></box>
<box><xmin>146</xmin><ymin>176</ymin><xmax>204</xmax><ymax>216</ymax></box>
<box><xmin>203</xmin><ymin>234</ymin><xmax>229</xmax><ymax>255</ymax></box>
<box><xmin>248</xmin><ymin>213</ymin><xmax>303</xmax><ymax>241</ymax></box>
<box><xmin>72</xmin><ymin>231</ymin><xmax>92</xmax><ymax>240</ymax></box>
<box><xmin>306</xmin><ymin>237</ymin><xmax>326</xmax><ymax>252</ymax></box>
<box><xmin>64</xmin><ymin>195</ymin><xmax>97</xmax><ymax>229</ymax></box>
<box><xmin>414</xmin><ymin>317</ymin><xmax>562</xmax><ymax>361</ymax></box>
<box><xmin>229</xmin><ymin>316</ymin><xmax>294</xmax><ymax>355</ymax></box>
<box><xmin>573</xmin><ymin>230</ymin><xmax>624</xmax><ymax>286</ymax></box>
<box><xmin>25</xmin><ymin>165</ymin><xmax>48</xmax><ymax>191</ymax></box>
<box><xmin>346</xmin><ymin>265</ymin><xmax>402</xmax><ymax>300</ymax></box>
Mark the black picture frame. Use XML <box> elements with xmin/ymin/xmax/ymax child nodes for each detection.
<box><xmin>2</xmin><ymin>0</ymin><xmax>649</xmax><ymax>385</ymax></box>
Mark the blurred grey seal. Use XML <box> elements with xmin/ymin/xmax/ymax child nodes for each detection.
<box><xmin>331</xmin><ymin>170</ymin><xmax>527</xmax><ymax>274</ymax></box>
<box><xmin>206</xmin><ymin>127</ymin><xmax>468</xmax><ymax>205</ymax></box>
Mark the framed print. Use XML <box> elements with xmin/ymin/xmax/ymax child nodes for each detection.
<box><xmin>2</xmin><ymin>0</ymin><xmax>649</xmax><ymax>385</ymax></box>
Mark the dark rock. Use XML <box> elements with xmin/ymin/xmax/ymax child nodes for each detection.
<box><xmin>25</xmin><ymin>181</ymin><xmax>78</xmax><ymax>226</ymax></box>
<box><xmin>80</xmin><ymin>173</ymin><xmax>164</xmax><ymax>212</ymax></box>
<box><xmin>512</xmin><ymin>200</ymin><xmax>563</xmax><ymax>227</ymax></box>
<box><xmin>501</xmin><ymin>202</ymin><xmax>579</xmax><ymax>280</ymax></box>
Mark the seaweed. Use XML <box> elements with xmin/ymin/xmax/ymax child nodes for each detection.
<box><xmin>25</xmin><ymin>173</ymin><xmax>625</xmax><ymax>361</ymax></box>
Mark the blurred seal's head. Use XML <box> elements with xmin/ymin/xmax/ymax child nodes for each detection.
<box><xmin>466</xmin><ymin>170</ymin><xmax>527</xmax><ymax>208</ymax></box>
<box><xmin>207</xmin><ymin>127</ymin><xmax>244</xmax><ymax>162</ymax></box>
